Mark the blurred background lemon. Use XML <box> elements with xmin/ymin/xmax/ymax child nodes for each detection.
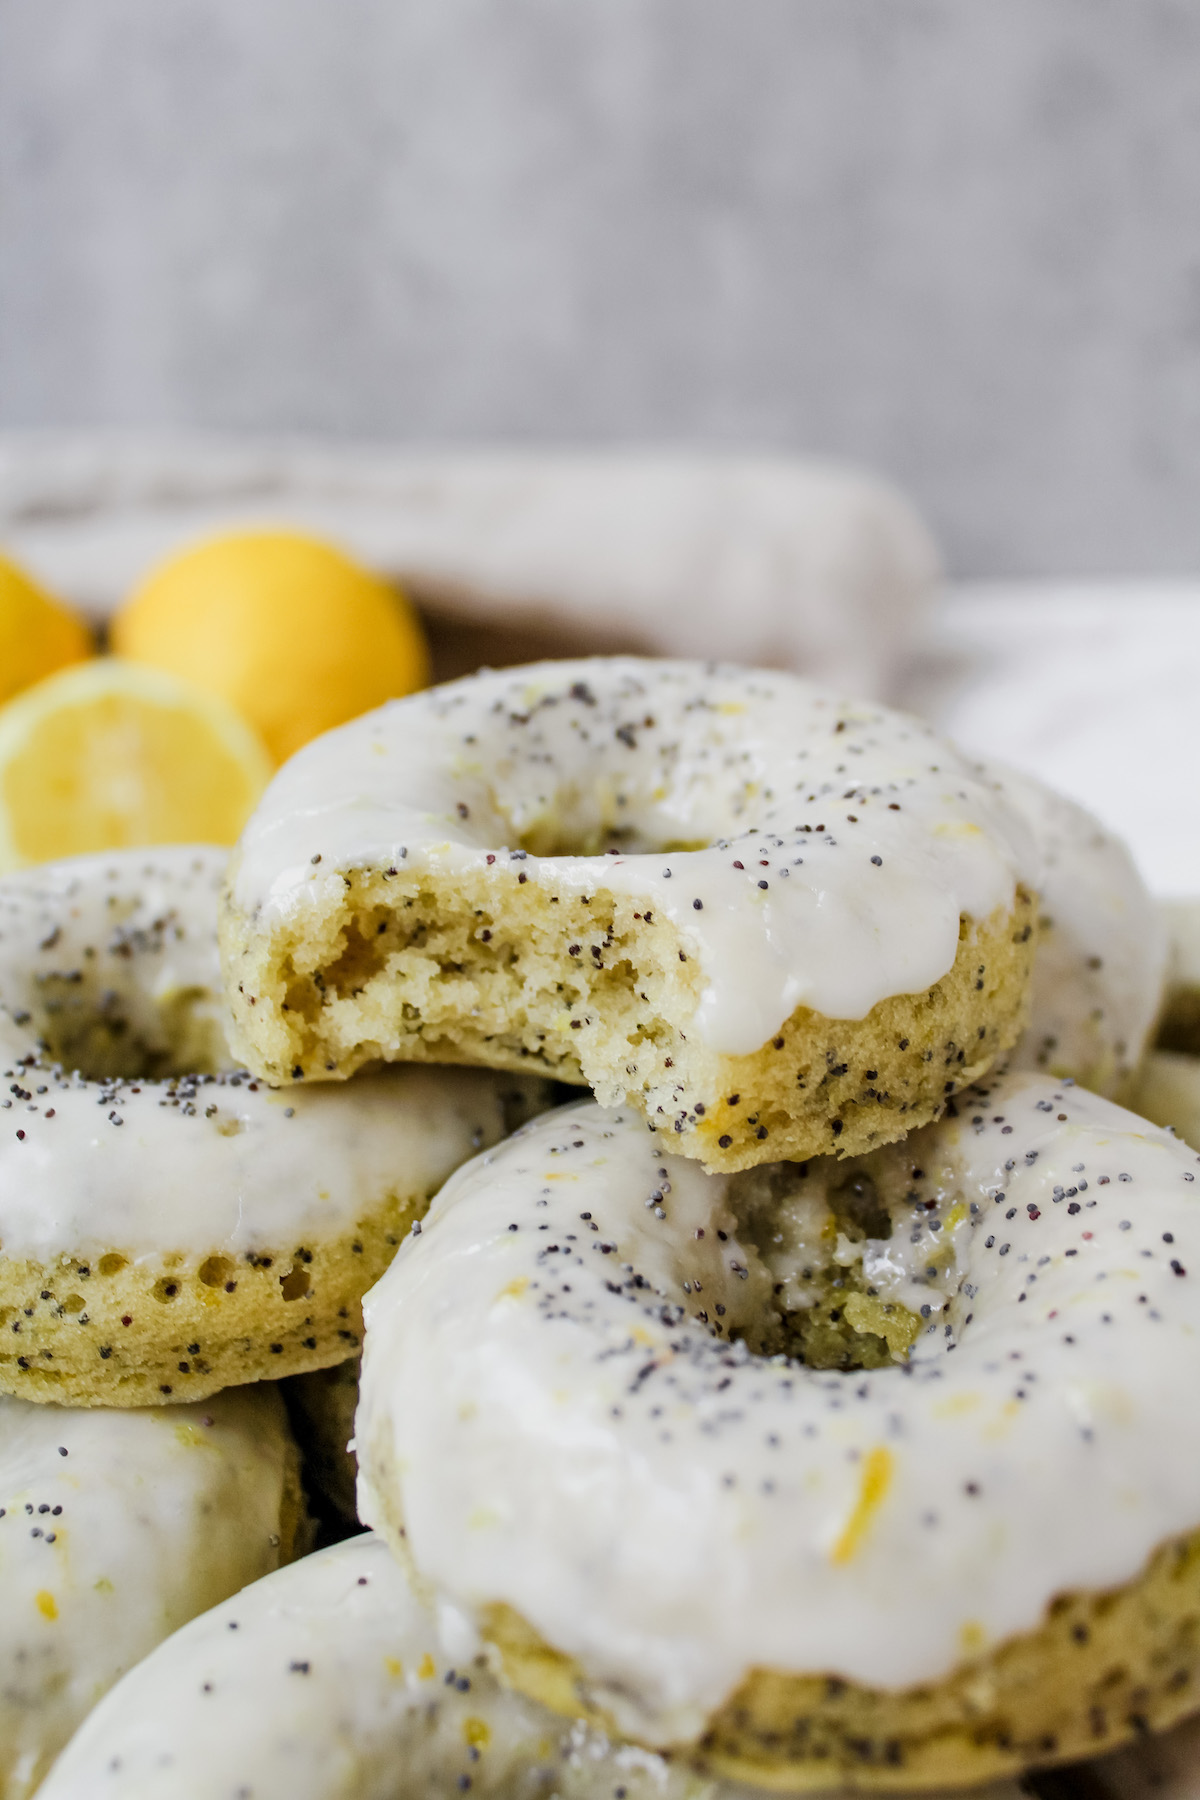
<box><xmin>0</xmin><ymin>658</ymin><xmax>272</xmax><ymax>871</ymax></box>
<box><xmin>0</xmin><ymin>529</ymin><xmax>430</xmax><ymax>865</ymax></box>
<box><xmin>111</xmin><ymin>530</ymin><xmax>430</xmax><ymax>765</ymax></box>
<box><xmin>0</xmin><ymin>553</ymin><xmax>92</xmax><ymax>704</ymax></box>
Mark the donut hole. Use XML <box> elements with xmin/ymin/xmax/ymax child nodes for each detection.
<box><xmin>728</xmin><ymin>1147</ymin><xmax>967</xmax><ymax>1372</ymax></box>
<box><xmin>96</xmin><ymin>1253</ymin><xmax>127</xmax><ymax>1277</ymax></box>
<box><xmin>514</xmin><ymin>819</ymin><xmax>710</xmax><ymax>860</ymax></box>
<box><xmin>467</xmin><ymin>743</ymin><xmax>727</xmax><ymax>861</ymax></box>
<box><xmin>59</xmin><ymin>1293</ymin><xmax>86</xmax><ymax>1315</ymax></box>
<box><xmin>4</xmin><ymin>859</ymin><xmax>236</xmax><ymax>1081</ymax></box>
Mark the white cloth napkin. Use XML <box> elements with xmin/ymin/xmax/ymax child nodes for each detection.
<box><xmin>0</xmin><ymin>434</ymin><xmax>938</xmax><ymax>699</ymax></box>
<box><xmin>906</xmin><ymin>581</ymin><xmax>1200</xmax><ymax>897</ymax></box>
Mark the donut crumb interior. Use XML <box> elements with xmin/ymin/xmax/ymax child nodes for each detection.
<box><xmin>223</xmin><ymin>868</ymin><xmax>1037</xmax><ymax>1170</ymax></box>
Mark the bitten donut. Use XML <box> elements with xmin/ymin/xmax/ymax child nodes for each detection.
<box><xmin>358</xmin><ymin>1079</ymin><xmax>1200</xmax><ymax>1790</ymax></box>
<box><xmin>0</xmin><ymin>846</ymin><xmax>532</xmax><ymax>1405</ymax></box>
<box><xmin>36</xmin><ymin>1533</ymin><xmax>1020</xmax><ymax>1800</ymax></box>
<box><xmin>1</xmin><ymin>1384</ymin><xmax>303</xmax><ymax>1799</ymax></box>
<box><xmin>997</xmin><ymin>767</ymin><xmax>1165</xmax><ymax>1097</ymax></box>
<box><xmin>221</xmin><ymin>658</ymin><xmax>1038</xmax><ymax>1170</ymax></box>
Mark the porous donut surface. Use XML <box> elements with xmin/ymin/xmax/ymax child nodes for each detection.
<box><xmin>221</xmin><ymin>657</ymin><xmax>1039</xmax><ymax>1169</ymax></box>
<box><xmin>0</xmin><ymin>1384</ymin><xmax>302</xmax><ymax>1800</ymax></box>
<box><xmin>0</xmin><ymin>846</ymin><xmax>522</xmax><ymax>1405</ymax></box>
<box><xmin>357</xmin><ymin>1078</ymin><xmax>1200</xmax><ymax>1789</ymax></box>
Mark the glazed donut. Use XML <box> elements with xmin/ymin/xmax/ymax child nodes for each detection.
<box><xmin>0</xmin><ymin>846</ymin><xmax>533</xmax><ymax>1405</ymax></box>
<box><xmin>357</xmin><ymin>1076</ymin><xmax>1200</xmax><ymax>1789</ymax></box>
<box><xmin>221</xmin><ymin>658</ymin><xmax>1038</xmax><ymax>1170</ymax></box>
<box><xmin>1</xmin><ymin>1383</ymin><xmax>302</xmax><ymax>1798</ymax></box>
<box><xmin>35</xmin><ymin>1533</ymin><xmax>1022</xmax><ymax>1800</ymax></box>
<box><xmin>996</xmin><ymin>767</ymin><xmax>1165</xmax><ymax>1097</ymax></box>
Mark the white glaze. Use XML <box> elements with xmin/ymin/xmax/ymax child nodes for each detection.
<box><xmin>0</xmin><ymin>847</ymin><xmax>513</xmax><ymax>1260</ymax></box>
<box><xmin>0</xmin><ymin>1385</ymin><xmax>294</xmax><ymax>1800</ymax></box>
<box><xmin>998</xmin><ymin>768</ymin><xmax>1165</xmax><ymax>1094</ymax></box>
<box><xmin>37</xmin><ymin>1534</ymin><xmax>735</xmax><ymax>1800</ymax></box>
<box><xmin>0</xmin><ymin>1060</ymin><xmax>509</xmax><ymax>1261</ymax></box>
<box><xmin>0</xmin><ymin>846</ymin><xmax>235</xmax><ymax>1075</ymax></box>
<box><xmin>229</xmin><ymin>659</ymin><xmax>1038</xmax><ymax>1056</ymax></box>
<box><xmin>358</xmin><ymin>1078</ymin><xmax>1200</xmax><ymax>1745</ymax></box>
<box><xmin>38</xmin><ymin>1532</ymin><xmax>1020</xmax><ymax>1800</ymax></box>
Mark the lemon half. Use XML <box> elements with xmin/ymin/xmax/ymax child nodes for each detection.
<box><xmin>0</xmin><ymin>658</ymin><xmax>272</xmax><ymax>870</ymax></box>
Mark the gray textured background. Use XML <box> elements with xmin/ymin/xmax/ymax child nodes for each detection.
<box><xmin>3</xmin><ymin>0</ymin><xmax>1199</xmax><ymax>577</ymax></box>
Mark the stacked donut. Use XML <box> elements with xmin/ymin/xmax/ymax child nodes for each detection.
<box><xmin>0</xmin><ymin>844</ymin><xmax>538</xmax><ymax>1794</ymax></box>
<box><xmin>8</xmin><ymin>656</ymin><xmax>1193</xmax><ymax>1799</ymax></box>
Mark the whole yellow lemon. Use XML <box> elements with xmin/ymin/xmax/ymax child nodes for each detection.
<box><xmin>112</xmin><ymin>530</ymin><xmax>431</xmax><ymax>765</ymax></box>
<box><xmin>0</xmin><ymin>553</ymin><xmax>92</xmax><ymax>703</ymax></box>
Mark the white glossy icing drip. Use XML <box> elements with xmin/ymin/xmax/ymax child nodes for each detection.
<box><xmin>358</xmin><ymin>1079</ymin><xmax>1200</xmax><ymax>1744</ymax></box>
<box><xmin>0</xmin><ymin>847</ymin><xmax>511</xmax><ymax>1260</ymax></box>
<box><xmin>997</xmin><ymin>768</ymin><xmax>1166</xmax><ymax>1094</ymax></box>
<box><xmin>37</xmin><ymin>1532</ymin><xmax>1020</xmax><ymax>1800</ymax></box>
<box><xmin>0</xmin><ymin>1060</ymin><xmax>507</xmax><ymax>1261</ymax></box>
<box><xmin>0</xmin><ymin>1386</ymin><xmax>293</xmax><ymax>1800</ymax></box>
<box><xmin>230</xmin><ymin>660</ymin><xmax>1038</xmax><ymax>1055</ymax></box>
